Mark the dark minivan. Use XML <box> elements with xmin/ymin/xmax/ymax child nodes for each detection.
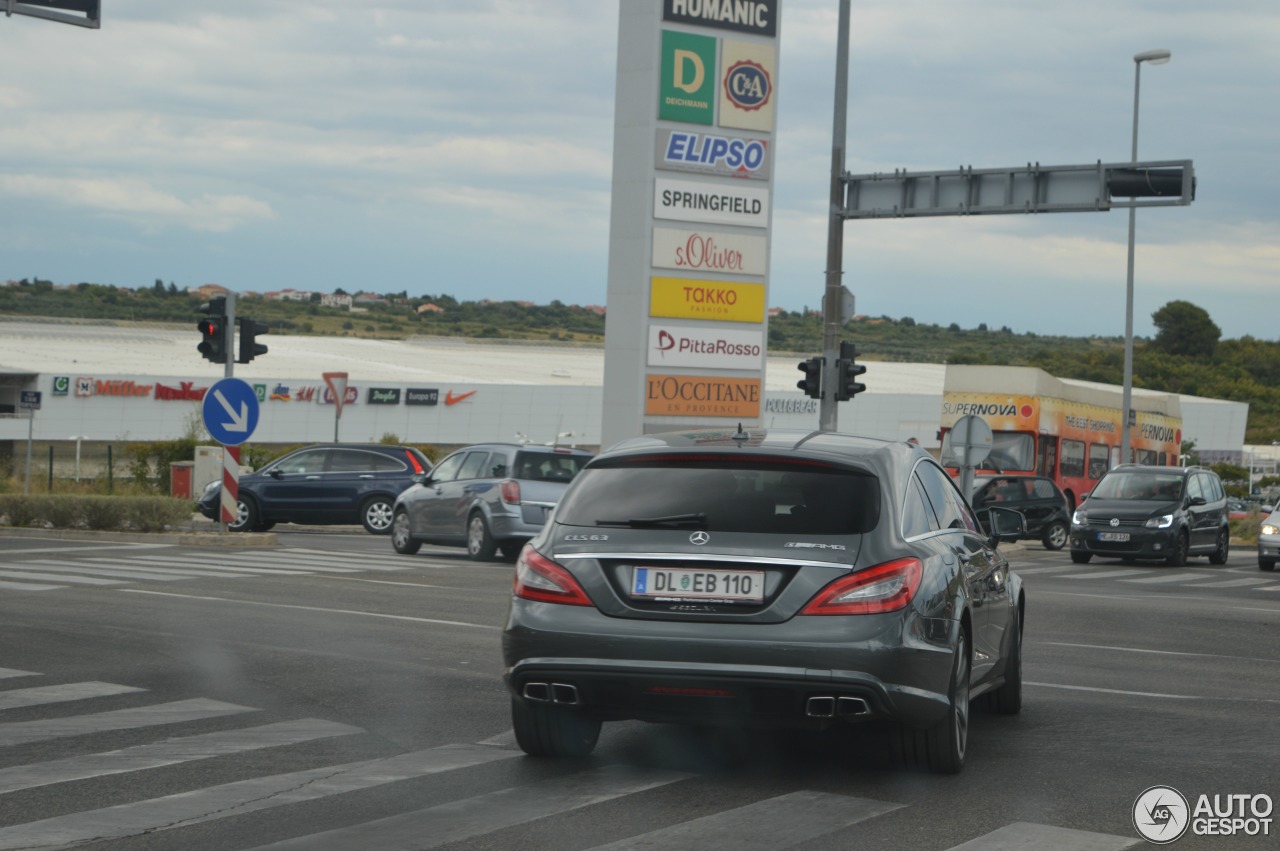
<box><xmin>1068</xmin><ymin>464</ymin><xmax>1230</xmax><ymax>566</ymax></box>
<box><xmin>198</xmin><ymin>443</ymin><xmax>431</xmax><ymax>534</ymax></box>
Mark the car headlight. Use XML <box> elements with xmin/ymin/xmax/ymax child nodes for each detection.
<box><xmin>201</xmin><ymin>480</ymin><xmax>221</xmax><ymax>495</ymax></box>
<box><xmin>1071</xmin><ymin>509</ymin><xmax>1086</xmax><ymax>526</ymax></box>
<box><xmin>1145</xmin><ymin>514</ymin><xmax>1174</xmax><ymax>529</ymax></box>
<box><xmin>1262</xmin><ymin>524</ymin><xmax>1279</xmax><ymax>536</ymax></box>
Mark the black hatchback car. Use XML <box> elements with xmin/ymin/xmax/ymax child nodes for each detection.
<box><xmin>502</xmin><ymin>428</ymin><xmax>1027</xmax><ymax>774</ymax></box>
<box><xmin>1069</xmin><ymin>464</ymin><xmax>1230</xmax><ymax>566</ymax></box>
<box><xmin>197</xmin><ymin>443</ymin><xmax>431</xmax><ymax>534</ymax></box>
<box><xmin>970</xmin><ymin>475</ymin><xmax>1071</xmax><ymax>550</ymax></box>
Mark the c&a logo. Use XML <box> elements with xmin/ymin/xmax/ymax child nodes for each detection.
<box><xmin>1134</xmin><ymin>786</ymin><xmax>1189</xmax><ymax>844</ymax></box>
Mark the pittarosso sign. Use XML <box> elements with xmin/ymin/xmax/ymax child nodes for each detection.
<box><xmin>645</xmin><ymin>374</ymin><xmax>761</xmax><ymax>418</ymax></box>
<box><xmin>651</xmin><ymin>226</ymin><xmax>767</xmax><ymax>276</ymax></box>
<box><xmin>650</xmin><ymin>276</ymin><xmax>765</xmax><ymax>323</ymax></box>
<box><xmin>655</xmin><ymin>129</ymin><xmax>771</xmax><ymax>180</ymax></box>
<box><xmin>647</xmin><ymin>324</ymin><xmax>763</xmax><ymax>370</ymax></box>
<box><xmin>653</xmin><ymin>177</ymin><xmax>769</xmax><ymax>229</ymax></box>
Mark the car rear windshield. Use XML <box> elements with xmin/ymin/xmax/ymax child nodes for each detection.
<box><xmin>1091</xmin><ymin>471</ymin><xmax>1184</xmax><ymax>501</ymax></box>
<box><xmin>554</xmin><ymin>462</ymin><xmax>880</xmax><ymax>535</ymax></box>
<box><xmin>513</xmin><ymin>451</ymin><xmax>590</xmax><ymax>483</ymax></box>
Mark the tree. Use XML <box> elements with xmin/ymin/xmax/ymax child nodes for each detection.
<box><xmin>1151</xmin><ymin>300</ymin><xmax>1220</xmax><ymax>359</ymax></box>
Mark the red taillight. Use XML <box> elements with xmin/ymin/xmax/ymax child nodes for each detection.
<box><xmin>500</xmin><ymin>480</ymin><xmax>521</xmax><ymax>504</ymax></box>
<box><xmin>799</xmin><ymin>557</ymin><xmax>922</xmax><ymax>615</ymax></box>
<box><xmin>513</xmin><ymin>547</ymin><xmax>593</xmax><ymax>607</ymax></box>
<box><xmin>406</xmin><ymin>451</ymin><xmax>425</xmax><ymax>474</ymax></box>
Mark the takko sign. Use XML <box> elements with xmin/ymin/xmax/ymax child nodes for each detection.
<box><xmin>645</xmin><ymin>374</ymin><xmax>761</xmax><ymax>418</ymax></box>
<box><xmin>650</xmin><ymin>276</ymin><xmax>765</xmax><ymax>323</ymax></box>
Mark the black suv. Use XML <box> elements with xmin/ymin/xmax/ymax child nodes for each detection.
<box><xmin>1068</xmin><ymin>465</ymin><xmax>1229</xmax><ymax>566</ymax></box>
<box><xmin>197</xmin><ymin>443</ymin><xmax>432</xmax><ymax>534</ymax></box>
<box><xmin>971</xmin><ymin>475</ymin><xmax>1071</xmax><ymax>551</ymax></box>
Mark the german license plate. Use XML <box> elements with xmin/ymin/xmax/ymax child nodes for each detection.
<box><xmin>1098</xmin><ymin>532</ymin><xmax>1130</xmax><ymax>542</ymax></box>
<box><xmin>631</xmin><ymin>567</ymin><xmax>764</xmax><ymax>603</ymax></box>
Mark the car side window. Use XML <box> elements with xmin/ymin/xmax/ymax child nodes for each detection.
<box><xmin>916</xmin><ymin>462</ymin><xmax>979</xmax><ymax>532</ymax></box>
<box><xmin>430</xmin><ymin>453</ymin><xmax>465</xmax><ymax>483</ymax></box>
<box><xmin>327</xmin><ymin>449</ymin><xmax>397</xmax><ymax>473</ymax></box>
<box><xmin>456</xmin><ymin>451</ymin><xmax>490</xmax><ymax>481</ymax></box>
<box><xmin>903</xmin><ymin>474</ymin><xmax>936</xmax><ymax>537</ymax></box>
<box><xmin>1208</xmin><ymin>474</ymin><xmax>1225</xmax><ymax>502</ymax></box>
<box><xmin>1187</xmin><ymin>474</ymin><xmax>1206</xmax><ymax>502</ymax></box>
<box><xmin>274</xmin><ymin>450</ymin><xmax>327</xmax><ymax>475</ymax></box>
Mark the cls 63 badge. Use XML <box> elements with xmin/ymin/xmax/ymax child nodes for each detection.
<box><xmin>564</xmin><ymin>534</ymin><xmax>609</xmax><ymax>542</ymax></box>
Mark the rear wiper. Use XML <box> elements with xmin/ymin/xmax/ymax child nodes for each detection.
<box><xmin>595</xmin><ymin>513</ymin><xmax>708</xmax><ymax>529</ymax></box>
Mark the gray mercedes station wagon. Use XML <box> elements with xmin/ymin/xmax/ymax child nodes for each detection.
<box><xmin>502</xmin><ymin>428</ymin><xmax>1026</xmax><ymax>774</ymax></box>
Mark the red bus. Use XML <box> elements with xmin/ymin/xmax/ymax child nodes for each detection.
<box><xmin>939</xmin><ymin>366</ymin><xmax>1182</xmax><ymax>510</ymax></box>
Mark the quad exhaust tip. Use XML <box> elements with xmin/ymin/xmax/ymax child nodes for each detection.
<box><xmin>806</xmin><ymin>695</ymin><xmax>870</xmax><ymax>718</ymax></box>
<box><xmin>522</xmin><ymin>682</ymin><xmax>581</xmax><ymax>706</ymax></box>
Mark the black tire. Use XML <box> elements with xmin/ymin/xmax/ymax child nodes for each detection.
<box><xmin>511</xmin><ymin>697</ymin><xmax>601</xmax><ymax>757</ymax></box>
<box><xmin>1261</xmin><ymin>559</ymin><xmax>1276</xmax><ymax>572</ymax></box>
<box><xmin>1070</xmin><ymin>550</ymin><xmax>1092</xmax><ymax>564</ymax></box>
<box><xmin>987</xmin><ymin>610</ymin><xmax>1022</xmax><ymax>715</ymax></box>
<box><xmin>500</xmin><ymin>542</ymin><xmax>524</xmax><ymax>561</ymax></box>
<box><xmin>898</xmin><ymin>629</ymin><xmax>969</xmax><ymax>774</ymax></box>
<box><xmin>360</xmin><ymin>496</ymin><xmax>396</xmax><ymax>535</ymax></box>
<box><xmin>228</xmin><ymin>497</ymin><xmax>257</xmax><ymax>533</ymax></box>
<box><xmin>1164</xmin><ymin>530</ymin><xmax>1189</xmax><ymax>567</ymax></box>
<box><xmin>467</xmin><ymin>512</ymin><xmax>498</xmax><ymax>561</ymax></box>
<box><xmin>1041</xmin><ymin>521</ymin><xmax>1068</xmax><ymax>551</ymax></box>
<box><xmin>391</xmin><ymin>510</ymin><xmax>421</xmax><ymax>555</ymax></box>
<box><xmin>1209</xmin><ymin>529</ymin><xmax>1229</xmax><ymax>565</ymax></box>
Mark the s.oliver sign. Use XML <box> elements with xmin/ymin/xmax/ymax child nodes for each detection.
<box><xmin>648</xmin><ymin>324</ymin><xmax>763</xmax><ymax>370</ymax></box>
<box><xmin>645</xmin><ymin>374</ymin><xmax>760</xmax><ymax>418</ymax></box>
<box><xmin>651</xmin><ymin>226</ymin><xmax>766</xmax><ymax>276</ymax></box>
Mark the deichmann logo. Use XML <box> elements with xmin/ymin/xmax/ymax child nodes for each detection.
<box><xmin>1133</xmin><ymin>786</ymin><xmax>1273</xmax><ymax>843</ymax></box>
<box><xmin>659</xmin><ymin>30</ymin><xmax>716</xmax><ymax>126</ymax></box>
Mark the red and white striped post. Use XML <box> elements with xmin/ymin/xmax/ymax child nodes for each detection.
<box><xmin>219</xmin><ymin>445</ymin><xmax>241</xmax><ymax>529</ymax></box>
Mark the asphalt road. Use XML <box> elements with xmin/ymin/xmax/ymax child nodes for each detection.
<box><xmin>0</xmin><ymin>529</ymin><xmax>1276</xmax><ymax>850</ymax></box>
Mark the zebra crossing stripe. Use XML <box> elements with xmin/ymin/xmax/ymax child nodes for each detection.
<box><xmin>0</xmin><ymin>698</ymin><xmax>256</xmax><ymax>747</ymax></box>
<box><xmin>1059</xmin><ymin>570</ymin><xmax>1147</xmax><ymax>580</ymax></box>
<box><xmin>2</xmin><ymin>560</ymin><xmax>206</xmax><ymax>581</ymax></box>
<box><xmin>247</xmin><ymin>763</ymin><xmax>692</xmax><ymax>851</ymax></box>
<box><xmin>0</xmin><ymin>681</ymin><xmax>144</xmax><ymax>711</ymax></box>
<box><xmin>0</xmin><ymin>669</ymin><xmax>37</xmax><ymax>680</ymax></box>
<box><xmin>0</xmin><ymin>569</ymin><xmax>124</xmax><ymax>586</ymax></box>
<box><xmin>225</xmin><ymin>551</ymin><xmax>414</xmax><ymax>571</ymax></box>
<box><xmin>0</xmin><ymin>579</ymin><xmax>60</xmax><ymax>591</ymax></box>
<box><xmin>0</xmin><ymin>718</ymin><xmax>362</xmax><ymax>795</ymax></box>
<box><xmin>0</xmin><ymin>744</ymin><xmax>519</xmax><ymax>850</ymax></box>
<box><xmin>1186</xmin><ymin>577</ymin><xmax>1275</xmax><ymax>588</ymax></box>
<box><xmin>1120</xmin><ymin>573</ymin><xmax>1213</xmax><ymax>584</ymax></box>
<box><xmin>128</xmin><ymin>553</ymin><xmax>358</xmax><ymax>574</ymax></box>
<box><xmin>943</xmin><ymin>820</ymin><xmax>1140</xmax><ymax>850</ymax></box>
<box><xmin>36</xmin><ymin>558</ymin><xmax>248</xmax><ymax>579</ymax></box>
<box><xmin>584</xmin><ymin>789</ymin><xmax>901</xmax><ymax>849</ymax></box>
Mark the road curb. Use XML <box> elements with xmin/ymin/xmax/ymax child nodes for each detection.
<box><xmin>0</xmin><ymin>526</ymin><xmax>279</xmax><ymax>547</ymax></box>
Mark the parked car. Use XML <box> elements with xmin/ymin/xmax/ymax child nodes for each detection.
<box><xmin>1068</xmin><ymin>464</ymin><xmax>1230</xmax><ymax>566</ymax></box>
<box><xmin>970</xmin><ymin>475</ymin><xmax>1071</xmax><ymax>550</ymax></box>
<box><xmin>1257</xmin><ymin>508</ymin><xmax>1280</xmax><ymax>571</ymax></box>
<box><xmin>197</xmin><ymin>443</ymin><xmax>432</xmax><ymax>534</ymax></box>
<box><xmin>391</xmin><ymin>443</ymin><xmax>593</xmax><ymax>560</ymax></box>
<box><xmin>501</xmin><ymin>428</ymin><xmax>1026</xmax><ymax>774</ymax></box>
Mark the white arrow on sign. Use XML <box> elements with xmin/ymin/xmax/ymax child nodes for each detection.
<box><xmin>213</xmin><ymin>388</ymin><xmax>251</xmax><ymax>432</ymax></box>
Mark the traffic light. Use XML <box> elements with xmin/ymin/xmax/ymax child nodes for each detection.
<box><xmin>797</xmin><ymin>357</ymin><xmax>823</xmax><ymax>399</ymax></box>
<box><xmin>196</xmin><ymin>298</ymin><xmax>228</xmax><ymax>363</ymax></box>
<box><xmin>834</xmin><ymin>341</ymin><xmax>867</xmax><ymax>401</ymax></box>
<box><xmin>237</xmin><ymin>317</ymin><xmax>269</xmax><ymax>364</ymax></box>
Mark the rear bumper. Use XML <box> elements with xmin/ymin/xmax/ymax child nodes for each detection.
<box><xmin>502</xmin><ymin>603</ymin><xmax>957</xmax><ymax>730</ymax></box>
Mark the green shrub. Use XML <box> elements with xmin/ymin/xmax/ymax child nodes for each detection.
<box><xmin>44</xmin><ymin>495</ymin><xmax>85</xmax><ymax>529</ymax></box>
<box><xmin>122</xmin><ymin>497</ymin><xmax>192</xmax><ymax>532</ymax></box>
<box><xmin>82</xmin><ymin>497</ymin><xmax>126</xmax><ymax>530</ymax></box>
<box><xmin>0</xmin><ymin>494</ymin><xmax>38</xmax><ymax>527</ymax></box>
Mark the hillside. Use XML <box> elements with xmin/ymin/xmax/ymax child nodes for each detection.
<box><xmin>4</xmin><ymin>278</ymin><xmax>1278</xmax><ymax>441</ymax></box>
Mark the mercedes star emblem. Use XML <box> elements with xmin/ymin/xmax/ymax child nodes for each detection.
<box><xmin>689</xmin><ymin>531</ymin><xmax>710</xmax><ymax>545</ymax></box>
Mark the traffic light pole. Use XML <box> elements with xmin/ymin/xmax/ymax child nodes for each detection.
<box><xmin>819</xmin><ymin>0</ymin><xmax>851</xmax><ymax>433</ymax></box>
<box><xmin>223</xmin><ymin>292</ymin><xmax>236</xmax><ymax>380</ymax></box>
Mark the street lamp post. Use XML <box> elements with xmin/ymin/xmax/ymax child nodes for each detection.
<box><xmin>1120</xmin><ymin>48</ymin><xmax>1171</xmax><ymax>466</ymax></box>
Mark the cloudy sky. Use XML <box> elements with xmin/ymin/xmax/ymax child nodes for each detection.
<box><xmin>2</xmin><ymin>0</ymin><xmax>1277</xmax><ymax>340</ymax></box>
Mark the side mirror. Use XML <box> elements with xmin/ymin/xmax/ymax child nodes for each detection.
<box><xmin>1189</xmin><ymin>496</ymin><xmax>1207</xmax><ymax>507</ymax></box>
<box><xmin>268</xmin><ymin>469</ymin><xmax>283</xmax><ymax>479</ymax></box>
<box><xmin>983</xmin><ymin>506</ymin><xmax>1026</xmax><ymax>547</ymax></box>
<box><xmin>412</xmin><ymin>472</ymin><xmax>430</xmax><ymax>486</ymax></box>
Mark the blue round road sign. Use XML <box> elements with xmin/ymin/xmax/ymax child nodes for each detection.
<box><xmin>202</xmin><ymin>378</ymin><xmax>260</xmax><ymax>446</ymax></box>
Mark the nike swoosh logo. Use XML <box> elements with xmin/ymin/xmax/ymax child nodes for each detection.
<box><xmin>445</xmin><ymin>390</ymin><xmax>476</xmax><ymax>406</ymax></box>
